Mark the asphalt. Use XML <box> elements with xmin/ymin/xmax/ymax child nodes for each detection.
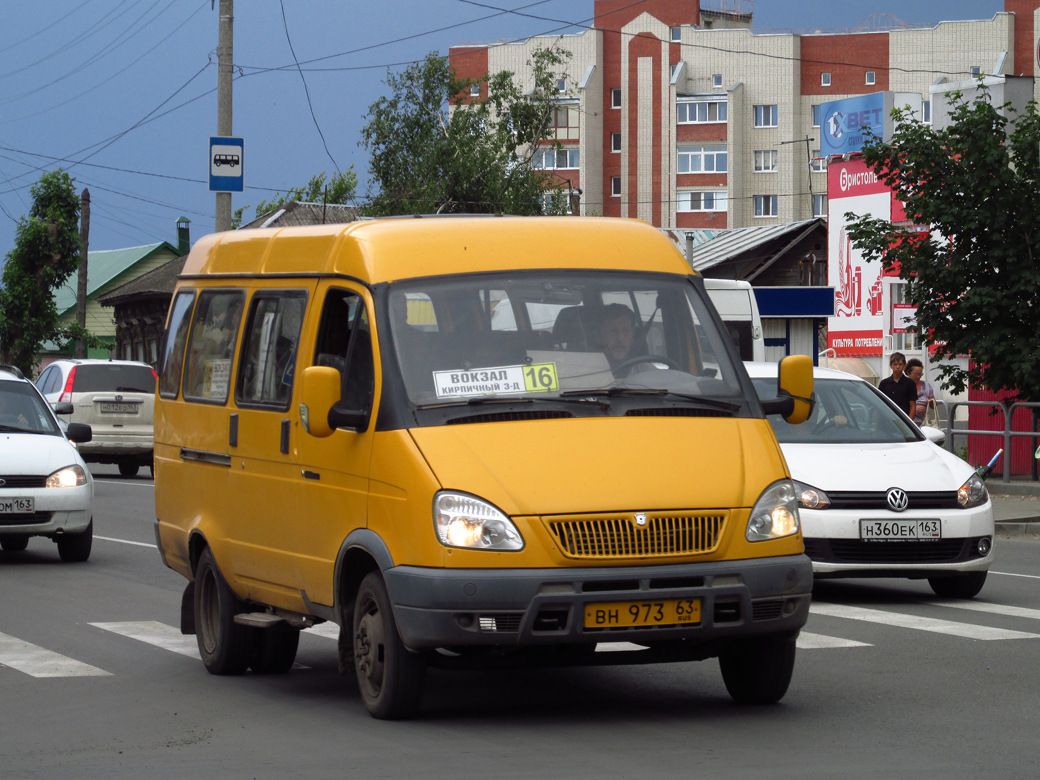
<box><xmin>986</xmin><ymin>477</ymin><xmax>1040</xmax><ymax>540</ymax></box>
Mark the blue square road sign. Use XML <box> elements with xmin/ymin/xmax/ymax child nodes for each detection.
<box><xmin>209</xmin><ymin>136</ymin><xmax>244</xmax><ymax>192</ymax></box>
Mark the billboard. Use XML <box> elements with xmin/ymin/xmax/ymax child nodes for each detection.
<box><xmin>826</xmin><ymin>158</ymin><xmax>892</xmax><ymax>357</ymax></box>
<box><xmin>819</xmin><ymin>93</ymin><xmax>923</xmax><ymax>157</ymax></box>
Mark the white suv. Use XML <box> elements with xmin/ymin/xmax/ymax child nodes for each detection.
<box><xmin>36</xmin><ymin>359</ymin><xmax>156</xmax><ymax>477</ymax></box>
<box><xmin>0</xmin><ymin>365</ymin><xmax>95</xmax><ymax>561</ymax></box>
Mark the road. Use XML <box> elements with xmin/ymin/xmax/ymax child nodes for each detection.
<box><xmin>1</xmin><ymin>467</ymin><xmax>1038</xmax><ymax>779</ymax></box>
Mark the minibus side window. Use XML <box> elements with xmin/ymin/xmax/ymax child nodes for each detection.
<box><xmin>159</xmin><ymin>290</ymin><xmax>196</xmax><ymax>399</ymax></box>
<box><xmin>182</xmin><ymin>290</ymin><xmax>245</xmax><ymax>404</ymax></box>
<box><xmin>236</xmin><ymin>292</ymin><xmax>308</xmax><ymax>410</ymax></box>
<box><xmin>314</xmin><ymin>290</ymin><xmax>374</xmax><ymax>414</ymax></box>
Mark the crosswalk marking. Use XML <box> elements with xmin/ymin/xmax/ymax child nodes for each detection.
<box><xmin>797</xmin><ymin>631</ymin><xmax>871</xmax><ymax>650</ymax></box>
<box><xmin>810</xmin><ymin>603</ymin><xmax>1040</xmax><ymax>641</ymax></box>
<box><xmin>0</xmin><ymin>631</ymin><xmax>111</xmax><ymax>678</ymax></box>
<box><xmin>91</xmin><ymin>621</ymin><xmax>201</xmax><ymax>658</ymax></box>
<box><xmin>922</xmin><ymin>600</ymin><xmax>1040</xmax><ymax>622</ymax></box>
<box><xmin>305</xmin><ymin>622</ymin><xmax>339</xmax><ymax>640</ymax></box>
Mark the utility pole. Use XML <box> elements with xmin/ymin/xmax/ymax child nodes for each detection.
<box><xmin>214</xmin><ymin>0</ymin><xmax>234</xmax><ymax>232</ymax></box>
<box><xmin>75</xmin><ymin>188</ymin><xmax>90</xmax><ymax>359</ymax></box>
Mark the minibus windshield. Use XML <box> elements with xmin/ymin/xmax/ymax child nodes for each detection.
<box><xmin>387</xmin><ymin>271</ymin><xmax>744</xmax><ymax>408</ymax></box>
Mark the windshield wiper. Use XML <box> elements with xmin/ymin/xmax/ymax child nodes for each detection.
<box><xmin>560</xmin><ymin>387</ymin><xmax>741</xmax><ymax>412</ymax></box>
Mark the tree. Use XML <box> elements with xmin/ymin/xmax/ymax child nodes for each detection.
<box><xmin>0</xmin><ymin>170</ymin><xmax>83</xmax><ymax>376</ymax></box>
<box><xmin>231</xmin><ymin>169</ymin><xmax>357</xmax><ymax>229</ymax></box>
<box><xmin>360</xmin><ymin>48</ymin><xmax>572</xmax><ymax>216</ymax></box>
<box><xmin>845</xmin><ymin>90</ymin><xmax>1040</xmax><ymax>402</ymax></box>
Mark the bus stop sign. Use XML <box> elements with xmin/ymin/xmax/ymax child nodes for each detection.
<box><xmin>209</xmin><ymin>136</ymin><xmax>244</xmax><ymax>192</ymax></box>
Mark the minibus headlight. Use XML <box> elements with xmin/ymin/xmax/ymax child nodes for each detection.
<box><xmin>433</xmin><ymin>492</ymin><xmax>524</xmax><ymax>551</ymax></box>
<box><xmin>46</xmin><ymin>465</ymin><xmax>88</xmax><ymax>488</ymax></box>
<box><xmin>793</xmin><ymin>480</ymin><xmax>830</xmax><ymax>510</ymax></box>
<box><xmin>957</xmin><ymin>474</ymin><xmax>988</xmax><ymax>508</ymax></box>
<box><xmin>747</xmin><ymin>480</ymin><xmax>800</xmax><ymax>542</ymax></box>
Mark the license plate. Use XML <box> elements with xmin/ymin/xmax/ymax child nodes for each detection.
<box><xmin>0</xmin><ymin>498</ymin><xmax>34</xmax><ymax>514</ymax></box>
<box><xmin>584</xmin><ymin>598</ymin><xmax>701</xmax><ymax>629</ymax></box>
<box><xmin>859</xmin><ymin>518</ymin><xmax>942</xmax><ymax>541</ymax></box>
<box><xmin>99</xmin><ymin>402</ymin><xmax>138</xmax><ymax>414</ymax></box>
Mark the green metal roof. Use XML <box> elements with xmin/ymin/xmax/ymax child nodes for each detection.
<box><xmin>53</xmin><ymin>242</ymin><xmax>177</xmax><ymax>314</ymax></box>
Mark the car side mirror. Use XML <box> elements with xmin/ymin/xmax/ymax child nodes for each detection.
<box><xmin>52</xmin><ymin>402</ymin><xmax>74</xmax><ymax>415</ymax></box>
<box><xmin>299</xmin><ymin>366</ymin><xmax>371</xmax><ymax>437</ymax></box>
<box><xmin>66</xmin><ymin>422</ymin><xmax>92</xmax><ymax>444</ymax></box>
<box><xmin>921</xmin><ymin>426</ymin><xmax>945</xmax><ymax>445</ymax></box>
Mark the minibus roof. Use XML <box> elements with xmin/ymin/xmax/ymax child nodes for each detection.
<box><xmin>179</xmin><ymin>216</ymin><xmax>696</xmax><ymax>283</ymax></box>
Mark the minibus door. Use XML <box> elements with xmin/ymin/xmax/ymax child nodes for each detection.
<box><xmin>293</xmin><ymin>286</ymin><xmax>377</xmax><ymax>609</ymax></box>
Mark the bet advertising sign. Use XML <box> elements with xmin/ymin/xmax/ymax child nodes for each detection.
<box><xmin>819</xmin><ymin>93</ymin><xmax>923</xmax><ymax>157</ymax></box>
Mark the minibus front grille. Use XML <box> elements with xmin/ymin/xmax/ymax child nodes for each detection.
<box><xmin>546</xmin><ymin>512</ymin><xmax>726</xmax><ymax>559</ymax></box>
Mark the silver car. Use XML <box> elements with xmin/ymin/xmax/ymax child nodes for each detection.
<box><xmin>36</xmin><ymin>359</ymin><xmax>156</xmax><ymax>477</ymax></box>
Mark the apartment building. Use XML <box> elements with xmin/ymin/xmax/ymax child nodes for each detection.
<box><xmin>449</xmin><ymin>0</ymin><xmax>1038</xmax><ymax>229</ymax></box>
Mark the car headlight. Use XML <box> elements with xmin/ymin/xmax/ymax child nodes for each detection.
<box><xmin>957</xmin><ymin>473</ymin><xmax>988</xmax><ymax>508</ymax></box>
<box><xmin>793</xmin><ymin>480</ymin><xmax>830</xmax><ymax>510</ymax></box>
<box><xmin>747</xmin><ymin>480</ymin><xmax>800</xmax><ymax>542</ymax></box>
<box><xmin>46</xmin><ymin>464</ymin><xmax>88</xmax><ymax>488</ymax></box>
<box><xmin>433</xmin><ymin>491</ymin><xmax>524</xmax><ymax>551</ymax></box>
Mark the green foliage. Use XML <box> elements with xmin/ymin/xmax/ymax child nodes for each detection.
<box><xmin>845</xmin><ymin>89</ymin><xmax>1040</xmax><ymax>402</ymax></box>
<box><xmin>360</xmin><ymin>48</ymin><xmax>572</xmax><ymax>216</ymax></box>
<box><xmin>231</xmin><ymin>169</ymin><xmax>357</xmax><ymax>229</ymax></box>
<box><xmin>0</xmin><ymin>170</ymin><xmax>82</xmax><ymax>376</ymax></box>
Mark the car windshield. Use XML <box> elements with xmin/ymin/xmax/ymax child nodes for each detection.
<box><xmin>387</xmin><ymin>270</ymin><xmax>745</xmax><ymax>409</ymax></box>
<box><xmin>752</xmin><ymin>376</ymin><xmax>920</xmax><ymax>444</ymax></box>
<box><xmin>0</xmin><ymin>382</ymin><xmax>61</xmax><ymax>435</ymax></box>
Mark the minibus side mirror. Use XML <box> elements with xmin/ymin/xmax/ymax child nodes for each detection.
<box><xmin>299</xmin><ymin>366</ymin><xmax>371</xmax><ymax>437</ymax></box>
<box><xmin>767</xmin><ymin>354</ymin><xmax>814</xmax><ymax>424</ymax></box>
<box><xmin>299</xmin><ymin>366</ymin><xmax>341</xmax><ymax>438</ymax></box>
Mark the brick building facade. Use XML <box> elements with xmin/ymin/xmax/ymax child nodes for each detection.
<box><xmin>449</xmin><ymin>0</ymin><xmax>1040</xmax><ymax>229</ymax></box>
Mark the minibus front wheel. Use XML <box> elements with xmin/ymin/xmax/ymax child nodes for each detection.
<box><xmin>353</xmin><ymin>571</ymin><xmax>427</xmax><ymax>719</ymax></box>
<box><xmin>195</xmin><ymin>548</ymin><xmax>256</xmax><ymax>675</ymax></box>
<box><xmin>718</xmin><ymin>633</ymin><xmax>796</xmax><ymax>705</ymax></box>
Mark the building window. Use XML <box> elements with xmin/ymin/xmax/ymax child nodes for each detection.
<box><xmin>970</xmin><ymin>66</ymin><xmax>982</xmax><ymax>77</ymax></box>
<box><xmin>712</xmin><ymin>73</ymin><xmax>723</xmax><ymax>89</ymax></box>
<box><xmin>549</xmin><ymin>105</ymin><xmax>579</xmax><ymax>140</ymax></box>
<box><xmin>821</xmin><ymin>72</ymin><xmax>831</xmax><ymax>87</ymax></box>
<box><xmin>753</xmin><ymin>150</ymin><xmax>778</xmax><ymax>173</ymax></box>
<box><xmin>611</xmin><ymin>88</ymin><xmax>622</xmax><ymax>109</ymax></box>
<box><xmin>611</xmin><ymin>176</ymin><xmax>622</xmax><ymax>196</ymax></box>
<box><xmin>557</xmin><ymin>78</ymin><xmax>567</xmax><ymax>93</ymax></box>
<box><xmin>542</xmin><ymin>191</ymin><xmax>572</xmax><ymax>215</ymax></box>
<box><xmin>811</xmin><ymin>149</ymin><xmax>827</xmax><ymax>172</ymax></box>
<box><xmin>813</xmin><ymin>194</ymin><xmax>828</xmax><ymax>218</ymax></box>
<box><xmin>533</xmin><ymin>148</ymin><xmax>580</xmax><ymax>170</ymax></box>
<box><xmin>611</xmin><ymin>132</ymin><xmax>622</xmax><ymax>152</ymax></box>
<box><xmin>677</xmin><ymin>146</ymin><xmax>728</xmax><ymax>173</ymax></box>
<box><xmin>677</xmin><ymin>191</ymin><xmax>728</xmax><ymax>212</ymax></box>
<box><xmin>677</xmin><ymin>99</ymin><xmax>727</xmax><ymax>124</ymax></box>
<box><xmin>469</xmin><ymin>83</ymin><xmax>480</xmax><ymax>97</ymax></box>
<box><xmin>754</xmin><ymin>104</ymin><xmax>778</xmax><ymax>128</ymax></box>
<box><xmin>670</xmin><ymin>26</ymin><xmax>682</xmax><ymax>42</ymax></box>
<box><xmin>923</xmin><ymin>100</ymin><xmax>932</xmax><ymax>124</ymax></box>
<box><xmin>865</xmin><ymin>71</ymin><xmax>876</xmax><ymax>86</ymax></box>
<box><xmin>811</xmin><ymin>104</ymin><xmax>821</xmax><ymax>127</ymax></box>
<box><xmin>754</xmin><ymin>195</ymin><xmax>778</xmax><ymax>217</ymax></box>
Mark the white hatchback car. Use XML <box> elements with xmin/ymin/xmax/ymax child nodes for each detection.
<box><xmin>0</xmin><ymin>365</ymin><xmax>95</xmax><ymax>561</ymax></box>
<box><xmin>746</xmin><ymin>362</ymin><xmax>994</xmax><ymax>599</ymax></box>
<box><xmin>36</xmin><ymin>358</ymin><xmax>156</xmax><ymax>477</ymax></box>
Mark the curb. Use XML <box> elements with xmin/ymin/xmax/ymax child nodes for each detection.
<box><xmin>995</xmin><ymin>519</ymin><xmax>1040</xmax><ymax>539</ymax></box>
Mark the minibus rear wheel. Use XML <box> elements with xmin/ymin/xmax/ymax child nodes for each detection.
<box><xmin>718</xmin><ymin>634</ymin><xmax>796</xmax><ymax>705</ymax></box>
<box><xmin>353</xmin><ymin>571</ymin><xmax>427</xmax><ymax>719</ymax></box>
<box><xmin>195</xmin><ymin>548</ymin><xmax>256</xmax><ymax>675</ymax></box>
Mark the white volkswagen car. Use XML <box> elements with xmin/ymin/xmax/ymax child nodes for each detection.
<box><xmin>746</xmin><ymin>363</ymin><xmax>993</xmax><ymax>599</ymax></box>
<box><xmin>0</xmin><ymin>365</ymin><xmax>95</xmax><ymax>561</ymax></box>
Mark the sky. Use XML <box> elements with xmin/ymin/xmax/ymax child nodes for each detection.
<box><xmin>0</xmin><ymin>0</ymin><xmax>1005</xmax><ymax>257</ymax></box>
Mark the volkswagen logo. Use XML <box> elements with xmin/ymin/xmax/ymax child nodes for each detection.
<box><xmin>634</xmin><ymin>512</ymin><xmax>648</xmax><ymax>527</ymax></box>
<box><xmin>886</xmin><ymin>488</ymin><xmax>909</xmax><ymax>512</ymax></box>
